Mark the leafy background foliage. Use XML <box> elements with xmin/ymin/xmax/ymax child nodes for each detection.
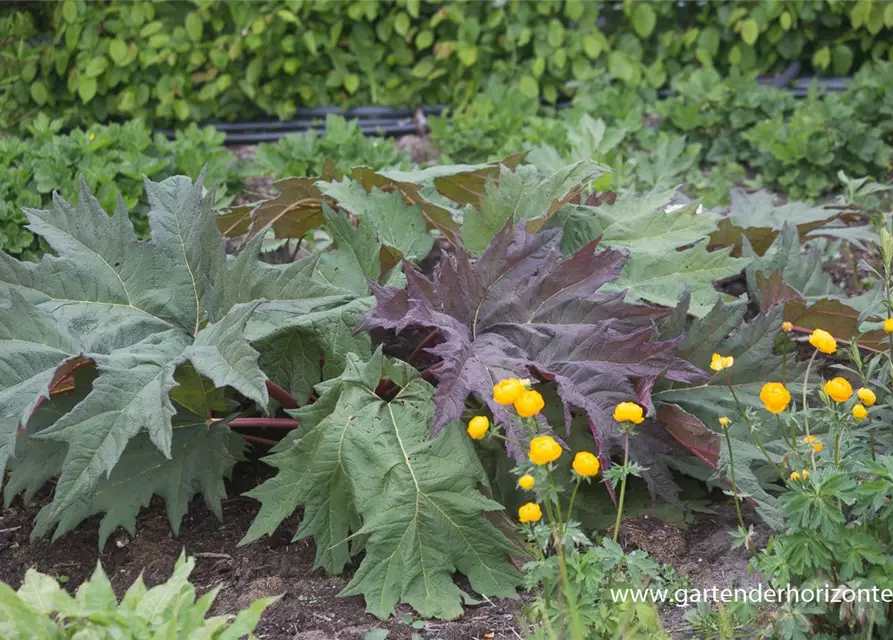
<box><xmin>2</xmin><ymin>0</ymin><xmax>893</xmax><ymax>130</ymax></box>
<box><xmin>0</xmin><ymin>116</ymin><xmax>240</xmax><ymax>259</ymax></box>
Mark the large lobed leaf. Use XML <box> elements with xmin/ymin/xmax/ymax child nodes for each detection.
<box><xmin>358</xmin><ymin>222</ymin><xmax>706</xmax><ymax>498</ymax></box>
<box><xmin>0</xmin><ymin>174</ymin><xmax>369</xmax><ymax>541</ymax></box>
<box><xmin>243</xmin><ymin>349</ymin><xmax>521</xmax><ymax>620</ymax></box>
<box><xmin>550</xmin><ymin>190</ymin><xmax>749</xmax><ymax>316</ymax></box>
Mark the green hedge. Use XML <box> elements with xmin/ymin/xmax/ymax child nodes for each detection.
<box><xmin>2</xmin><ymin>0</ymin><xmax>892</xmax><ymax>131</ymax></box>
<box><xmin>0</xmin><ymin>117</ymin><xmax>240</xmax><ymax>259</ymax></box>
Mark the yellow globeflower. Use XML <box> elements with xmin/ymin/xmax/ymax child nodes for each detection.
<box><xmin>803</xmin><ymin>435</ymin><xmax>823</xmax><ymax>454</ymax></box>
<box><xmin>718</xmin><ymin>416</ymin><xmax>731</xmax><ymax>427</ymax></box>
<box><xmin>572</xmin><ymin>451</ymin><xmax>600</xmax><ymax>477</ymax></box>
<box><xmin>528</xmin><ymin>435</ymin><xmax>562</xmax><ymax>466</ymax></box>
<box><xmin>808</xmin><ymin>329</ymin><xmax>836</xmax><ymax>354</ymax></box>
<box><xmin>518</xmin><ymin>474</ymin><xmax>535</xmax><ymax>490</ymax></box>
<box><xmin>518</xmin><ymin>502</ymin><xmax>542</xmax><ymax>523</ymax></box>
<box><xmin>493</xmin><ymin>378</ymin><xmax>524</xmax><ymax>405</ymax></box>
<box><xmin>885</xmin><ymin>318</ymin><xmax>893</xmax><ymax>334</ymax></box>
<box><xmin>466</xmin><ymin>416</ymin><xmax>489</xmax><ymax>440</ymax></box>
<box><xmin>759</xmin><ymin>382</ymin><xmax>791</xmax><ymax>414</ymax></box>
<box><xmin>824</xmin><ymin>377</ymin><xmax>853</xmax><ymax>403</ymax></box>
<box><xmin>789</xmin><ymin>470</ymin><xmax>801</xmax><ymax>481</ymax></box>
<box><xmin>514</xmin><ymin>390</ymin><xmax>545</xmax><ymax>417</ymax></box>
<box><xmin>853</xmin><ymin>404</ymin><xmax>868</xmax><ymax>422</ymax></box>
<box><xmin>710</xmin><ymin>353</ymin><xmax>734</xmax><ymax>372</ymax></box>
<box><xmin>613</xmin><ymin>402</ymin><xmax>645</xmax><ymax>424</ymax></box>
<box><xmin>781</xmin><ymin>321</ymin><xmax>793</xmax><ymax>333</ymax></box>
<box><xmin>857</xmin><ymin>387</ymin><xmax>877</xmax><ymax>407</ymax></box>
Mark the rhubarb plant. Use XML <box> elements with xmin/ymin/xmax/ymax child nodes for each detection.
<box><xmin>0</xmin><ymin>174</ymin><xmax>370</xmax><ymax>544</ymax></box>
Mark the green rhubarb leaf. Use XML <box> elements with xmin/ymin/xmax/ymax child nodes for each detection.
<box><xmin>0</xmin><ymin>292</ymin><xmax>78</xmax><ymax>485</ymax></box>
<box><xmin>32</xmin><ymin>420</ymin><xmax>240</xmax><ymax>546</ymax></box>
<box><xmin>605</xmin><ymin>243</ymin><xmax>749</xmax><ymax>316</ymax></box>
<box><xmin>551</xmin><ymin>189</ymin><xmax>722</xmax><ymax>255</ymax></box>
<box><xmin>243</xmin><ymin>349</ymin><xmax>521</xmax><ymax>620</ymax></box>
<box><xmin>709</xmin><ymin>189</ymin><xmax>838</xmax><ymax>256</ymax></box>
<box><xmin>313</xmin><ymin>203</ymin><xmax>383</xmax><ymax>295</ymax></box>
<box><xmin>0</xmin><ymin>173</ymin><xmax>367</xmax><ymax>543</ymax></box>
<box><xmin>317</xmin><ymin>179</ymin><xmax>434</xmax><ymax>263</ymax></box>
<box><xmin>461</xmin><ymin>160</ymin><xmax>605</xmax><ymax>253</ymax></box>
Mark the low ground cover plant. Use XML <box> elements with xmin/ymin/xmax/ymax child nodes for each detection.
<box><xmin>0</xmin><ymin>552</ymin><xmax>277</xmax><ymax>638</ymax></box>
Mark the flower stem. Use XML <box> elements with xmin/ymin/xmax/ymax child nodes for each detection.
<box><xmin>565</xmin><ymin>477</ymin><xmax>582</xmax><ymax>535</ymax></box>
<box><xmin>802</xmin><ymin>349</ymin><xmax>818</xmax><ymax>472</ymax></box>
<box><xmin>722</xmin><ymin>424</ymin><xmax>747</xmax><ymax>537</ymax></box>
<box><xmin>612</xmin><ymin>432</ymin><xmax>630</xmax><ymax>543</ymax></box>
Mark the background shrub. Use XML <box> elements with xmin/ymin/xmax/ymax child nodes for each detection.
<box><xmin>2</xmin><ymin>0</ymin><xmax>892</xmax><ymax>131</ymax></box>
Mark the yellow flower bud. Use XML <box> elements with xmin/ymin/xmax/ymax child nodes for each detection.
<box><xmin>528</xmin><ymin>435</ymin><xmax>562</xmax><ymax>466</ymax></box>
<box><xmin>518</xmin><ymin>502</ymin><xmax>542</xmax><ymax>523</ymax></box>
<box><xmin>885</xmin><ymin>318</ymin><xmax>893</xmax><ymax>334</ymax></box>
<box><xmin>781</xmin><ymin>321</ymin><xmax>793</xmax><ymax>333</ymax></box>
<box><xmin>493</xmin><ymin>378</ymin><xmax>524</xmax><ymax>405</ymax></box>
<box><xmin>514</xmin><ymin>389</ymin><xmax>545</xmax><ymax>417</ymax></box>
<box><xmin>857</xmin><ymin>387</ymin><xmax>877</xmax><ymax>407</ymax></box>
<box><xmin>808</xmin><ymin>328</ymin><xmax>836</xmax><ymax>354</ymax></box>
<box><xmin>709</xmin><ymin>353</ymin><xmax>734</xmax><ymax>372</ymax></box>
<box><xmin>572</xmin><ymin>451</ymin><xmax>600</xmax><ymax>477</ymax></box>
<box><xmin>466</xmin><ymin>416</ymin><xmax>489</xmax><ymax>440</ymax></box>
<box><xmin>718</xmin><ymin>416</ymin><xmax>731</xmax><ymax>427</ymax></box>
<box><xmin>789</xmin><ymin>471</ymin><xmax>801</xmax><ymax>481</ymax></box>
<box><xmin>803</xmin><ymin>435</ymin><xmax>823</xmax><ymax>453</ymax></box>
<box><xmin>824</xmin><ymin>377</ymin><xmax>853</xmax><ymax>403</ymax></box>
<box><xmin>613</xmin><ymin>402</ymin><xmax>645</xmax><ymax>424</ymax></box>
<box><xmin>518</xmin><ymin>474</ymin><xmax>535</xmax><ymax>490</ymax></box>
<box><xmin>759</xmin><ymin>382</ymin><xmax>791</xmax><ymax>414</ymax></box>
<box><xmin>853</xmin><ymin>403</ymin><xmax>868</xmax><ymax>422</ymax></box>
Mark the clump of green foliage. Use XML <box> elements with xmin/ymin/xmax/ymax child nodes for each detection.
<box><xmin>253</xmin><ymin>115</ymin><xmax>411</xmax><ymax>179</ymax></box>
<box><xmin>0</xmin><ymin>116</ymin><xmax>239</xmax><ymax>258</ymax></box>
<box><xmin>0</xmin><ymin>552</ymin><xmax>278</xmax><ymax>639</ymax></box>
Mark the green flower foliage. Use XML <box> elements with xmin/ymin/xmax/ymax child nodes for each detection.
<box><xmin>0</xmin><ymin>552</ymin><xmax>279</xmax><ymax>639</ymax></box>
<box><xmin>0</xmin><ymin>116</ymin><xmax>240</xmax><ymax>258</ymax></box>
<box><xmin>3</xmin><ymin>0</ymin><xmax>892</xmax><ymax>131</ymax></box>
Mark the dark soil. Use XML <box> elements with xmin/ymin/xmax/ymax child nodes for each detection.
<box><xmin>1</xmin><ymin>457</ymin><xmax>769</xmax><ymax>640</ymax></box>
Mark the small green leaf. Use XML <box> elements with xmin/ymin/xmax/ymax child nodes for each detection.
<box><xmin>394</xmin><ymin>12</ymin><xmax>410</xmax><ymax>37</ymax></box>
<box><xmin>518</xmin><ymin>75</ymin><xmax>538</xmax><ymax>98</ymax></box>
<box><xmin>85</xmin><ymin>56</ymin><xmax>108</xmax><ymax>78</ymax></box>
<box><xmin>30</xmin><ymin>81</ymin><xmax>48</xmax><ymax>106</ymax></box>
<box><xmin>582</xmin><ymin>32</ymin><xmax>604</xmax><ymax>59</ymax></box>
<box><xmin>831</xmin><ymin>44</ymin><xmax>854</xmax><ymax>75</ymax></box>
<box><xmin>812</xmin><ymin>46</ymin><xmax>831</xmax><ymax>70</ymax></box>
<box><xmin>565</xmin><ymin>0</ymin><xmax>584</xmax><ymax>21</ymax></box>
<box><xmin>632</xmin><ymin>3</ymin><xmax>657</xmax><ymax>38</ymax></box>
<box><xmin>415</xmin><ymin>29</ymin><xmax>433</xmax><ymax>49</ymax></box>
<box><xmin>740</xmin><ymin>19</ymin><xmax>759</xmax><ymax>46</ymax></box>
<box><xmin>78</xmin><ymin>76</ymin><xmax>97</xmax><ymax>103</ymax></box>
<box><xmin>108</xmin><ymin>39</ymin><xmax>128</xmax><ymax>65</ymax></box>
<box><xmin>457</xmin><ymin>46</ymin><xmax>478</xmax><ymax>67</ymax></box>
<box><xmin>344</xmin><ymin>73</ymin><xmax>360</xmax><ymax>94</ymax></box>
<box><xmin>185</xmin><ymin>12</ymin><xmax>203</xmax><ymax>42</ymax></box>
<box><xmin>62</xmin><ymin>0</ymin><xmax>78</xmax><ymax>23</ymax></box>
<box><xmin>780</xmin><ymin>11</ymin><xmax>792</xmax><ymax>30</ymax></box>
